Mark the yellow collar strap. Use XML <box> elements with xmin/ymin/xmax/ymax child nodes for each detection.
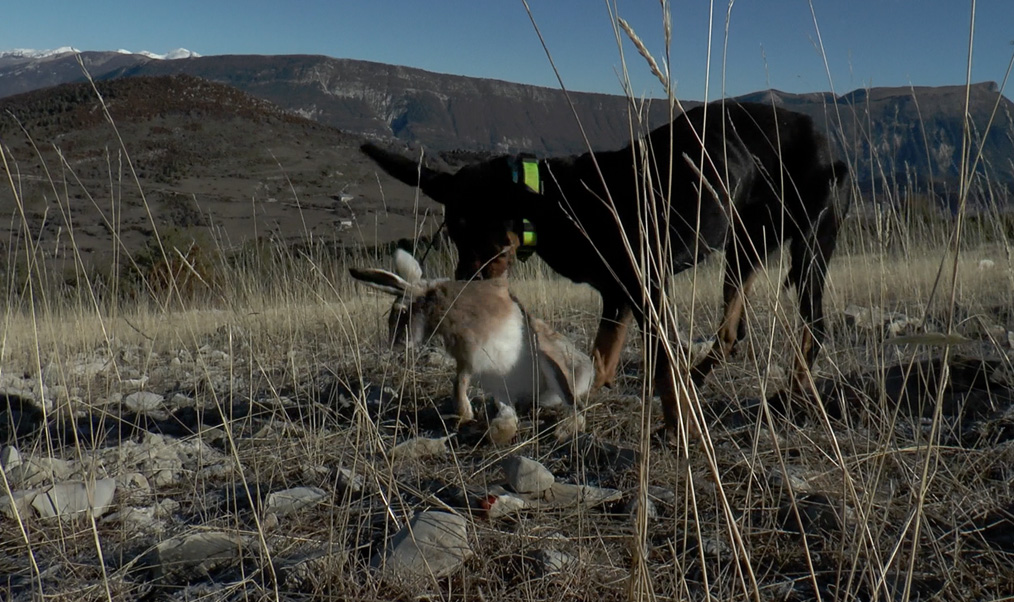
<box><xmin>511</xmin><ymin>156</ymin><xmax>542</xmax><ymax>194</ymax></box>
<box><xmin>510</xmin><ymin>156</ymin><xmax>540</xmax><ymax>261</ymax></box>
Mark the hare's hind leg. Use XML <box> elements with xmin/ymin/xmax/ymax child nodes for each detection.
<box><xmin>454</xmin><ymin>369</ymin><xmax>475</xmax><ymax>424</ymax></box>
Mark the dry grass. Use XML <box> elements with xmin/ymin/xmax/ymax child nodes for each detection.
<box><xmin>4</xmin><ymin>9</ymin><xmax>1014</xmax><ymax>600</ymax></box>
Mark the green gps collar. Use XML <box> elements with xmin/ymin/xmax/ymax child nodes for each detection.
<box><xmin>510</xmin><ymin>156</ymin><xmax>540</xmax><ymax>261</ymax></box>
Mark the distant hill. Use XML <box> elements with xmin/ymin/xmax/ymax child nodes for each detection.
<box><xmin>0</xmin><ymin>74</ymin><xmax>445</xmax><ymax>274</ymax></box>
<box><xmin>3</xmin><ymin>51</ymin><xmax>1013</xmax><ymax>194</ymax></box>
<box><xmin>734</xmin><ymin>83</ymin><xmax>1014</xmax><ymax>202</ymax></box>
<box><xmin>0</xmin><ymin>51</ymin><xmax>672</xmax><ymax>157</ymax></box>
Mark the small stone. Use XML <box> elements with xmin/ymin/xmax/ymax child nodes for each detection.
<box><xmin>30</xmin><ymin>478</ymin><xmax>116</xmax><ymax>520</ymax></box>
<box><xmin>153</xmin><ymin>498</ymin><xmax>180</xmax><ymax>518</ymax></box>
<box><xmin>389</xmin><ymin>436</ymin><xmax>452</xmax><ymax>462</ymax></box>
<box><xmin>107</xmin><ymin>506</ymin><xmax>160</xmax><ymax>532</ymax></box>
<box><xmin>371</xmin><ymin>511</ymin><xmax>472</xmax><ymax>584</ymax></box>
<box><xmin>533</xmin><ymin>549</ymin><xmax>576</xmax><ymax>574</ymax></box>
<box><xmin>120</xmin><ymin>376</ymin><xmax>150</xmax><ymax>391</ymax></box>
<box><xmin>502</xmin><ymin>456</ymin><xmax>555</xmax><ymax>494</ymax></box>
<box><xmin>116</xmin><ymin>472</ymin><xmax>151</xmax><ymax>493</ymax></box>
<box><xmin>124</xmin><ymin>391</ymin><xmax>164</xmax><ymax>413</ymax></box>
<box><xmin>148</xmin><ymin>531</ymin><xmax>245</xmax><ymax>582</ymax></box>
<box><xmin>9</xmin><ymin>456</ymin><xmax>78</xmax><ymax>488</ymax></box>
<box><xmin>769</xmin><ymin>465</ymin><xmax>815</xmax><ymax>493</ymax></box>
<box><xmin>264</xmin><ymin>486</ymin><xmax>328</xmax><ymax>516</ymax></box>
<box><xmin>687</xmin><ymin>335</ymin><xmax>716</xmax><ymax>365</ymax></box>
<box><xmin>336</xmin><ymin>467</ymin><xmax>365</xmax><ymax>494</ymax></box>
<box><xmin>1</xmin><ymin>445</ymin><xmax>22</xmax><ymax>470</ymax></box>
<box><xmin>542</xmin><ymin>482</ymin><xmax>622</xmax><ymax>508</ymax></box>
<box><xmin>624</xmin><ymin>494</ymin><xmax>659</xmax><ymax>520</ymax></box>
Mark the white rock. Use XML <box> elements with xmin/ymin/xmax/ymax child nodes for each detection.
<box><xmin>107</xmin><ymin>505</ymin><xmax>161</xmax><ymax>533</ymax></box>
<box><xmin>120</xmin><ymin>376</ymin><xmax>150</xmax><ymax>391</ymax></box>
<box><xmin>389</xmin><ymin>436</ymin><xmax>452</xmax><ymax>462</ymax></box>
<box><xmin>336</xmin><ymin>467</ymin><xmax>365</xmax><ymax>494</ymax></box>
<box><xmin>149</xmin><ymin>531</ymin><xmax>245</xmax><ymax>581</ymax></box>
<box><xmin>116</xmin><ymin>472</ymin><xmax>151</xmax><ymax>494</ymax></box>
<box><xmin>533</xmin><ymin>548</ymin><xmax>577</xmax><ymax>574</ymax></box>
<box><xmin>153</xmin><ymin>498</ymin><xmax>180</xmax><ymax>518</ymax></box>
<box><xmin>30</xmin><ymin>478</ymin><xmax>116</xmax><ymax>520</ymax></box>
<box><xmin>8</xmin><ymin>456</ymin><xmax>78</xmax><ymax>488</ymax></box>
<box><xmin>0</xmin><ymin>489</ymin><xmax>37</xmax><ymax>519</ymax></box>
<box><xmin>502</xmin><ymin>456</ymin><xmax>555</xmax><ymax>494</ymax></box>
<box><xmin>264</xmin><ymin>487</ymin><xmax>328</xmax><ymax>516</ymax></box>
<box><xmin>124</xmin><ymin>391</ymin><xmax>164</xmax><ymax>413</ymax></box>
<box><xmin>371</xmin><ymin>511</ymin><xmax>472</xmax><ymax>583</ymax></box>
<box><xmin>1</xmin><ymin>445</ymin><xmax>22</xmax><ymax>470</ymax></box>
<box><xmin>541</xmin><ymin>482</ymin><xmax>622</xmax><ymax>508</ymax></box>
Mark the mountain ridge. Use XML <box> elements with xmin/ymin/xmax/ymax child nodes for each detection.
<box><xmin>2</xmin><ymin>51</ymin><xmax>1013</xmax><ymax>190</ymax></box>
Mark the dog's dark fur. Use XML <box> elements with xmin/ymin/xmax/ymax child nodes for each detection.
<box><xmin>361</xmin><ymin>101</ymin><xmax>850</xmax><ymax>439</ymax></box>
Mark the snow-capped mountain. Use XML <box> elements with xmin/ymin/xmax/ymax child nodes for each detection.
<box><xmin>0</xmin><ymin>47</ymin><xmax>199</xmax><ymax>61</ymax></box>
<box><xmin>126</xmin><ymin>48</ymin><xmax>201</xmax><ymax>60</ymax></box>
<box><xmin>0</xmin><ymin>47</ymin><xmax>81</xmax><ymax>59</ymax></box>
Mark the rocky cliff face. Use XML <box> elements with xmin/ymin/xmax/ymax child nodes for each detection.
<box><xmin>753</xmin><ymin>82</ymin><xmax>1014</xmax><ymax>194</ymax></box>
<box><xmin>98</xmin><ymin>54</ymin><xmax>673</xmax><ymax>155</ymax></box>
<box><xmin>2</xmin><ymin>51</ymin><xmax>1013</xmax><ymax>190</ymax></box>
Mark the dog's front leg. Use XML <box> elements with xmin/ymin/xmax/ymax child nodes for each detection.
<box><xmin>591</xmin><ymin>300</ymin><xmax>634</xmax><ymax>390</ymax></box>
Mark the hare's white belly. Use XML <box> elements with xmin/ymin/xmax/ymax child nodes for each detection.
<box><xmin>472</xmin><ymin>306</ymin><xmax>537</xmax><ymax>404</ymax></box>
<box><xmin>470</xmin><ymin>305</ymin><xmax>527</xmax><ymax>374</ymax></box>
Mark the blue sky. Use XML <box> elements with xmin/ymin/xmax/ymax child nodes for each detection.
<box><xmin>3</xmin><ymin>1</ymin><xmax>1012</xmax><ymax>100</ymax></box>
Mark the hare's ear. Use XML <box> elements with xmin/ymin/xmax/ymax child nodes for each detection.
<box><xmin>393</xmin><ymin>249</ymin><xmax>423</xmax><ymax>284</ymax></box>
<box><xmin>349</xmin><ymin>267</ymin><xmax>411</xmax><ymax>296</ymax></box>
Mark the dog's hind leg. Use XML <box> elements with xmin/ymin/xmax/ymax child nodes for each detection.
<box><xmin>785</xmin><ymin>163</ymin><xmax>849</xmax><ymax>406</ymax></box>
<box><xmin>691</xmin><ymin>239</ymin><xmax>764</xmax><ymax>386</ymax></box>
<box><xmin>787</xmin><ymin>210</ymin><xmax>840</xmax><ymax>397</ymax></box>
<box><xmin>591</xmin><ymin>298</ymin><xmax>634</xmax><ymax>390</ymax></box>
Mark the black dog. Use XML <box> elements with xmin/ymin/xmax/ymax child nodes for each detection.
<box><xmin>362</xmin><ymin>101</ymin><xmax>849</xmax><ymax>441</ymax></box>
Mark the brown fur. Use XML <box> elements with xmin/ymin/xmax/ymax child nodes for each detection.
<box><xmin>350</xmin><ymin>251</ymin><xmax>593</xmax><ymax>433</ymax></box>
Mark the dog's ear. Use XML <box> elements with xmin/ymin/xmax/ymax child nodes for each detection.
<box><xmin>349</xmin><ymin>267</ymin><xmax>412</xmax><ymax>296</ymax></box>
<box><xmin>361</xmin><ymin>143</ymin><xmax>455</xmax><ymax>204</ymax></box>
